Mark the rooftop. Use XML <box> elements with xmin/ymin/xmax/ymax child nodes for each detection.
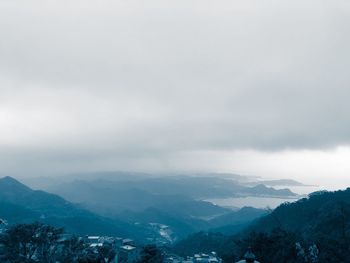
<box><xmin>121</xmin><ymin>245</ymin><xmax>136</xmax><ymax>251</ymax></box>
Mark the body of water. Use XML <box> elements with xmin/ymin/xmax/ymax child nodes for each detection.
<box><xmin>207</xmin><ymin>185</ymin><xmax>325</xmax><ymax>209</ymax></box>
<box><xmin>207</xmin><ymin>196</ymin><xmax>299</xmax><ymax>209</ymax></box>
<box><xmin>272</xmin><ymin>185</ymin><xmax>322</xmax><ymax>195</ymax></box>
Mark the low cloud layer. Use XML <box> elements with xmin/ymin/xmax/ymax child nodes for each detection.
<box><xmin>1</xmin><ymin>1</ymin><xmax>350</xmax><ymax>180</ymax></box>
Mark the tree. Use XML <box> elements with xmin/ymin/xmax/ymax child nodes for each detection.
<box><xmin>0</xmin><ymin>222</ymin><xmax>63</xmax><ymax>263</ymax></box>
<box><xmin>236</xmin><ymin>229</ymin><xmax>299</xmax><ymax>263</ymax></box>
<box><xmin>137</xmin><ymin>245</ymin><xmax>164</xmax><ymax>263</ymax></box>
<box><xmin>0</xmin><ymin>223</ymin><xmax>118</xmax><ymax>263</ymax></box>
<box><xmin>97</xmin><ymin>243</ymin><xmax>116</xmax><ymax>263</ymax></box>
<box><xmin>56</xmin><ymin>236</ymin><xmax>87</xmax><ymax>263</ymax></box>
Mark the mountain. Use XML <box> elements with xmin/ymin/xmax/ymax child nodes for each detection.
<box><xmin>0</xmin><ymin>176</ymin><xmax>267</xmax><ymax>244</ymax></box>
<box><xmin>118</xmin><ymin>176</ymin><xmax>297</xmax><ymax>198</ymax></box>
<box><xmin>118</xmin><ymin>206</ymin><xmax>267</xmax><ymax>242</ymax></box>
<box><xmin>42</xmin><ymin>178</ymin><xmax>231</xmax><ymax>241</ymax></box>
<box><xmin>173</xmin><ymin>188</ymin><xmax>350</xmax><ymax>262</ymax></box>
<box><xmin>39</xmin><ymin>175</ymin><xmax>295</xmax><ymax>242</ymax></box>
<box><xmin>249</xmin><ymin>188</ymin><xmax>350</xmax><ymax>236</ymax></box>
<box><xmin>27</xmin><ymin>173</ymin><xmax>298</xmax><ymax>200</ymax></box>
<box><xmin>243</xmin><ymin>184</ymin><xmax>295</xmax><ymax>197</ymax></box>
<box><xmin>0</xmin><ymin>176</ymin><xmax>149</xmax><ymax>239</ymax></box>
<box><xmin>253</xmin><ymin>179</ymin><xmax>309</xmax><ymax>186</ymax></box>
<box><xmin>208</xmin><ymin>207</ymin><xmax>267</xmax><ymax>230</ymax></box>
<box><xmin>118</xmin><ymin>208</ymin><xmax>208</xmax><ymax>242</ymax></box>
<box><xmin>1</xmin><ymin>173</ymin><xmax>300</xmax><ymax>244</ymax></box>
<box><xmin>248</xmin><ymin>179</ymin><xmax>310</xmax><ymax>186</ymax></box>
<box><xmin>46</xmin><ymin>176</ymin><xmax>296</xmax><ymax>216</ymax></box>
<box><xmin>45</xmin><ymin>179</ymin><xmax>229</xmax><ymax>217</ymax></box>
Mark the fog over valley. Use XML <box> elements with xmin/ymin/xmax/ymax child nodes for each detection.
<box><xmin>1</xmin><ymin>1</ymin><xmax>350</xmax><ymax>262</ymax></box>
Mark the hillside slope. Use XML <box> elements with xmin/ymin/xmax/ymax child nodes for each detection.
<box><xmin>0</xmin><ymin>176</ymin><xmax>147</xmax><ymax>239</ymax></box>
<box><xmin>174</xmin><ymin>188</ymin><xmax>350</xmax><ymax>263</ymax></box>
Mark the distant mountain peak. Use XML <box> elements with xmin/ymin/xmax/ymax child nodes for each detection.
<box><xmin>1</xmin><ymin>176</ymin><xmax>20</xmax><ymax>182</ymax></box>
<box><xmin>249</xmin><ymin>183</ymin><xmax>297</xmax><ymax>196</ymax></box>
<box><xmin>0</xmin><ymin>176</ymin><xmax>32</xmax><ymax>192</ymax></box>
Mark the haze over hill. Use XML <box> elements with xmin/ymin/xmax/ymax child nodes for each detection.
<box><xmin>0</xmin><ymin>176</ymin><xmax>142</xmax><ymax>238</ymax></box>
<box><xmin>0</xmin><ymin>175</ymin><xmax>274</xmax><ymax>243</ymax></box>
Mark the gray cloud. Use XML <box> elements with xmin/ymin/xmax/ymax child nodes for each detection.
<box><xmin>1</xmin><ymin>0</ymin><xmax>350</xmax><ymax>176</ymax></box>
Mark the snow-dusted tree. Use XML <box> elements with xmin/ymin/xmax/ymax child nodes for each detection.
<box><xmin>0</xmin><ymin>223</ymin><xmax>118</xmax><ymax>263</ymax></box>
<box><xmin>308</xmin><ymin>244</ymin><xmax>319</xmax><ymax>263</ymax></box>
<box><xmin>295</xmin><ymin>242</ymin><xmax>307</xmax><ymax>262</ymax></box>
<box><xmin>0</xmin><ymin>222</ymin><xmax>63</xmax><ymax>263</ymax></box>
<box><xmin>97</xmin><ymin>243</ymin><xmax>117</xmax><ymax>263</ymax></box>
<box><xmin>295</xmin><ymin>242</ymin><xmax>319</xmax><ymax>263</ymax></box>
<box><xmin>55</xmin><ymin>236</ymin><xmax>87</xmax><ymax>263</ymax></box>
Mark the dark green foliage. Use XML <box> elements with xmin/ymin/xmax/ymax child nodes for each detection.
<box><xmin>137</xmin><ymin>245</ymin><xmax>164</xmax><ymax>263</ymax></box>
<box><xmin>76</xmin><ymin>244</ymin><xmax>116</xmax><ymax>263</ymax></box>
<box><xmin>239</xmin><ymin>189</ymin><xmax>350</xmax><ymax>263</ymax></box>
<box><xmin>173</xmin><ymin>232</ymin><xmax>229</xmax><ymax>257</ymax></box>
<box><xmin>0</xmin><ymin>223</ymin><xmax>117</xmax><ymax>263</ymax></box>
<box><xmin>0</xmin><ymin>222</ymin><xmax>64</xmax><ymax>263</ymax></box>
<box><xmin>210</xmin><ymin>207</ymin><xmax>267</xmax><ymax>227</ymax></box>
<box><xmin>235</xmin><ymin>229</ymin><xmax>299</xmax><ymax>263</ymax></box>
<box><xmin>97</xmin><ymin>243</ymin><xmax>116</xmax><ymax>263</ymax></box>
<box><xmin>174</xmin><ymin>188</ymin><xmax>350</xmax><ymax>263</ymax></box>
<box><xmin>56</xmin><ymin>236</ymin><xmax>87</xmax><ymax>263</ymax></box>
<box><xmin>251</xmin><ymin>189</ymin><xmax>350</xmax><ymax>235</ymax></box>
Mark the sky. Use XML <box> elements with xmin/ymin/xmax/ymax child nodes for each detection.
<box><xmin>0</xmin><ymin>0</ymin><xmax>350</xmax><ymax>189</ymax></box>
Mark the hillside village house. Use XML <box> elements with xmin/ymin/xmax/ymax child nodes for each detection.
<box><xmin>85</xmin><ymin>235</ymin><xmax>140</xmax><ymax>263</ymax></box>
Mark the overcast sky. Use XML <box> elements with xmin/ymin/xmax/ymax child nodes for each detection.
<box><xmin>1</xmin><ymin>0</ymin><xmax>350</xmax><ymax>188</ymax></box>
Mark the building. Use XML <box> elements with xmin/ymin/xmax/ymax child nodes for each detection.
<box><xmin>165</xmin><ymin>252</ymin><xmax>222</xmax><ymax>263</ymax></box>
<box><xmin>84</xmin><ymin>235</ymin><xmax>139</xmax><ymax>263</ymax></box>
<box><xmin>118</xmin><ymin>244</ymin><xmax>139</xmax><ymax>263</ymax></box>
<box><xmin>122</xmin><ymin>238</ymin><xmax>135</xmax><ymax>246</ymax></box>
<box><xmin>193</xmin><ymin>252</ymin><xmax>222</xmax><ymax>263</ymax></box>
<box><xmin>85</xmin><ymin>236</ymin><xmax>101</xmax><ymax>245</ymax></box>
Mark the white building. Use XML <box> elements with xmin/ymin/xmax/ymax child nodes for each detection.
<box><xmin>193</xmin><ymin>252</ymin><xmax>222</xmax><ymax>263</ymax></box>
<box><xmin>118</xmin><ymin>245</ymin><xmax>139</xmax><ymax>263</ymax></box>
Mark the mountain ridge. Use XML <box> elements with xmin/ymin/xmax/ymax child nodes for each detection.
<box><xmin>0</xmin><ymin>176</ymin><xmax>148</xmax><ymax>239</ymax></box>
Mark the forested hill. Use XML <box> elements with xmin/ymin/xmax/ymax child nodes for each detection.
<box><xmin>174</xmin><ymin>188</ymin><xmax>350</xmax><ymax>263</ymax></box>
<box><xmin>250</xmin><ymin>188</ymin><xmax>350</xmax><ymax>238</ymax></box>
<box><xmin>0</xmin><ymin>176</ymin><xmax>147</xmax><ymax>239</ymax></box>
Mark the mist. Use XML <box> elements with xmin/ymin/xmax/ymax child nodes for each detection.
<box><xmin>1</xmin><ymin>0</ymin><xmax>350</xmax><ymax>189</ymax></box>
